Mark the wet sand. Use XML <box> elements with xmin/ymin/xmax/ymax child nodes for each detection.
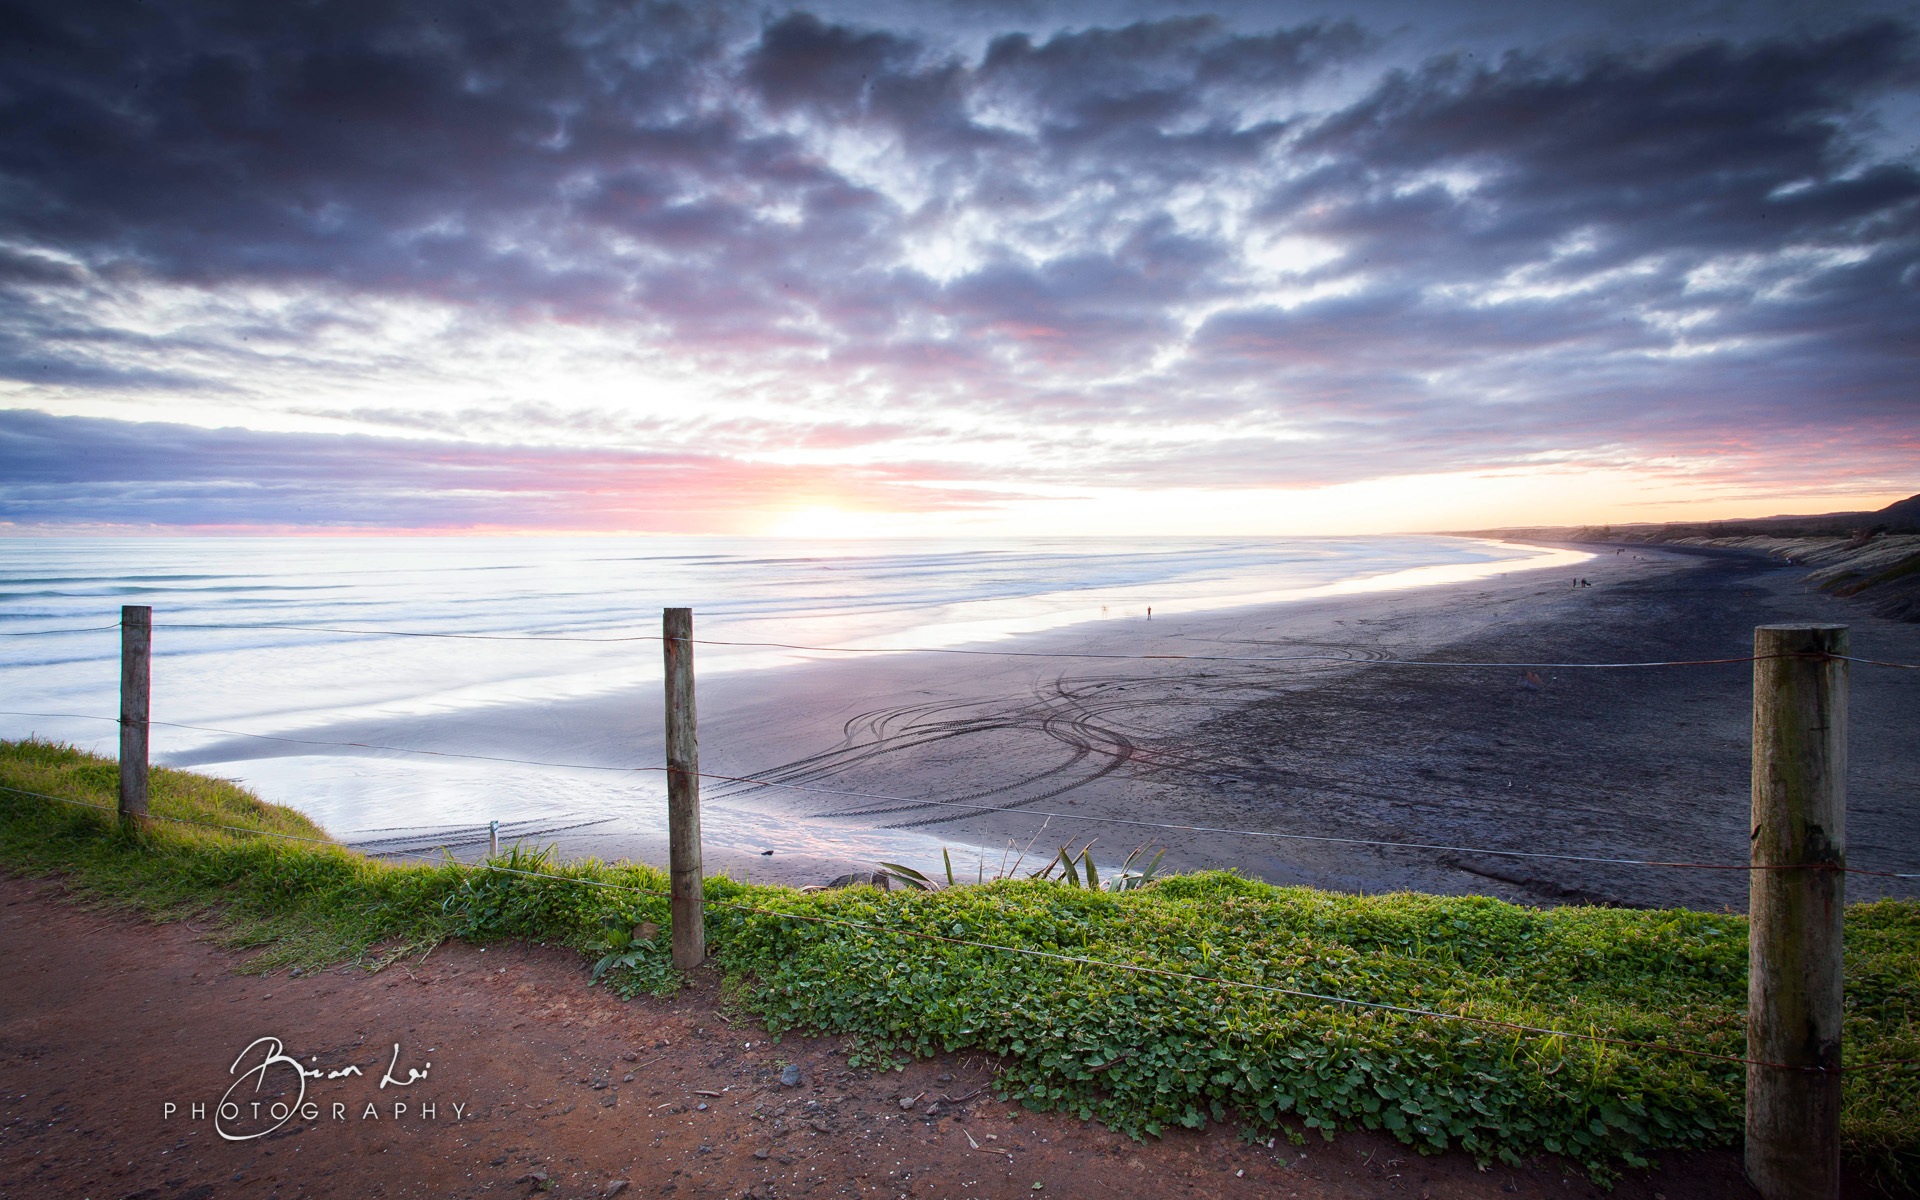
<box><xmin>178</xmin><ymin>543</ymin><xmax>1920</xmax><ymax>910</ymax></box>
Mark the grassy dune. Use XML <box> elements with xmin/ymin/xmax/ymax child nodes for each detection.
<box><xmin>1</xmin><ymin>739</ymin><xmax>1913</xmax><ymax>1189</ymax></box>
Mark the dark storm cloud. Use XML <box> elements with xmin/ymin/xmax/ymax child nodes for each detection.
<box><xmin>0</xmin><ymin>3</ymin><xmax>1365</xmax><ymax>327</ymax></box>
<box><xmin>0</xmin><ymin>1</ymin><xmax>1916</xmax><ymax>523</ymax></box>
<box><xmin>1280</xmin><ymin>24</ymin><xmax>1920</xmax><ymax>278</ymax></box>
<box><xmin>1182</xmin><ymin>22</ymin><xmax>1920</xmax><ymax>465</ymax></box>
<box><xmin>0</xmin><ymin>0</ymin><xmax>872</xmax><ymax>346</ymax></box>
<box><xmin>974</xmin><ymin>17</ymin><xmax>1363</xmax><ymax>145</ymax></box>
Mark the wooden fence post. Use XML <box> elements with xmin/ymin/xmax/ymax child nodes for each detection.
<box><xmin>663</xmin><ymin>607</ymin><xmax>705</xmax><ymax>970</ymax></box>
<box><xmin>1747</xmin><ymin>623</ymin><xmax>1847</xmax><ymax>1200</ymax></box>
<box><xmin>118</xmin><ymin>604</ymin><xmax>151</xmax><ymax>825</ymax></box>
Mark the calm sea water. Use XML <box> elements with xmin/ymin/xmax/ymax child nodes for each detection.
<box><xmin>0</xmin><ymin>534</ymin><xmax>1567</xmax><ymax>868</ymax></box>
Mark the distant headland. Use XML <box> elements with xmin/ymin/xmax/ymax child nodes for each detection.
<box><xmin>1453</xmin><ymin>493</ymin><xmax>1920</xmax><ymax>622</ymax></box>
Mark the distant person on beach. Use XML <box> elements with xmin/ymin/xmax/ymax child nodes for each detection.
<box><xmin>1147</xmin><ymin>606</ymin><xmax>1152</xmax><ymax>619</ymax></box>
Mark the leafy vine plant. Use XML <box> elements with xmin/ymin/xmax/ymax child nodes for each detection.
<box><xmin>876</xmin><ymin>840</ymin><xmax>1167</xmax><ymax>893</ymax></box>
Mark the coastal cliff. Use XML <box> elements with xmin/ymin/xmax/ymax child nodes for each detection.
<box><xmin>1458</xmin><ymin>494</ymin><xmax>1920</xmax><ymax>622</ymax></box>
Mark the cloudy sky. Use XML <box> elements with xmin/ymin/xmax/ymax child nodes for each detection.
<box><xmin>2</xmin><ymin>0</ymin><xmax>1916</xmax><ymax>535</ymax></box>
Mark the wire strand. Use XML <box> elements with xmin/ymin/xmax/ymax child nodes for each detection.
<box><xmin>0</xmin><ymin>709</ymin><xmax>124</xmax><ymax>724</ymax></box>
<box><xmin>149</xmin><ymin>719</ymin><xmax>662</xmax><ymax>774</ymax></box>
<box><xmin>154</xmin><ymin>622</ymin><xmax>652</xmax><ymax>643</ymax></box>
<box><xmin>2</xmin><ymin>709</ymin><xmax>1915</xmax><ymax>879</ymax></box>
<box><xmin>8</xmin><ymin>617</ymin><xmax>1915</xmax><ymax>671</ymax></box>
<box><xmin>685</xmin><ymin>636</ymin><xmax>1772</xmax><ymax>670</ymax></box>
<box><xmin>1835</xmin><ymin>654</ymin><xmax>1920</xmax><ymax>670</ymax></box>
<box><xmin>701</xmin><ymin>769</ymin><xmax>1920</xmax><ymax>879</ymax></box>
<box><xmin>0</xmin><ymin>624</ymin><xmax>124</xmax><ymax>637</ymax></box>
<box><xmin>0</xmin><ymin>782</ymin><xmax>114</xmax><ymax>811</ymax></box>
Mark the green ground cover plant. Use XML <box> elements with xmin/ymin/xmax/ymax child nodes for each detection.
<box><xmin>1</xmin><ymin>739</ymin><xmax>1913</xmax><ymax>1189</ymax></box>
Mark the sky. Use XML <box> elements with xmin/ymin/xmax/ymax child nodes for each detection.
<box><xmin>1</xmin><ymin>0</ymin><xmax>1916</xmax><ymax>536</ymax></box>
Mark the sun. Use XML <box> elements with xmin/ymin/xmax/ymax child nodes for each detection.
<box><xmin>764</xmin><ymin>505</ymin><xmax>887</xmax><ymax>539</ymax></box>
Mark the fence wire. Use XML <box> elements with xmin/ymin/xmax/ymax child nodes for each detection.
<box><xmin>10</xmin><ymin>617</ymin><xmax>1920</xmax><ymax>671</ymax></box>
<box><xmin>3</xmin><ymin>706</ymin><xmax>1915</xmax><ymax>880</ymax></box>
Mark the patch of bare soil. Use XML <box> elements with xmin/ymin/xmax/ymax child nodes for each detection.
<box><xmin>0</xmin><ymin>876</ymin><xmax>1768</xmax><ymax>1200</ymax></box>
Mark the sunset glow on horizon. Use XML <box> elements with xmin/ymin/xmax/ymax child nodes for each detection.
<box><xmin>1</xmin><ymin>0</ymin><xmax>1915</xmax><ymax>535</ymax></box>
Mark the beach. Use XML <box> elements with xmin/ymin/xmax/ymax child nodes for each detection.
<box><xmin>167</xmin><ymin>541</ymin><xmax>1916</xmax><ymax>911</ymax></box>
<box><xmin>691</xmin><ymin>543</ymin><xmax>1919</xmax><ymax>909</ymax></box>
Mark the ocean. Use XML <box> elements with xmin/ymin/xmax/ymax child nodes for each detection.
<box><xmin>0</xmin><ymin>534</ymin><xmax>1578</xmax><ymax>870</ymax></box>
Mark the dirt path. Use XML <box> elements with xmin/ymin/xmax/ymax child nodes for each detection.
<box><xmin>0</xmin><ymin>876</ymin><xmax>1763</xmax><ymax>1200</ymax></box>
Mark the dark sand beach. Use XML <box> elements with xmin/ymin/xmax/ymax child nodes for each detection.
<box><xmin>684</xmin><ymin>543</ymin><xmax>1920</xmax><ymax>910</ymax></box>
<box><xmin>175</xmin><ymin>543</ymin><xmax>1920</xmax><ymax>910</ymax></box>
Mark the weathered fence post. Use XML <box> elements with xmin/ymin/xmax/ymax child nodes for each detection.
<box><xmin>1747</xmin><ymin>624</ymin><xmax>1847</xmax><ymax>1200</ymax></box>
<box><xmin>118</xmin><ymin>604</ymin><xmax>151</xmax><ymax>825</ymax></box>
<box><xmin>663</xmin><ymin>607</ymin><xmax>705</xmax><ymax>970</ymax></box>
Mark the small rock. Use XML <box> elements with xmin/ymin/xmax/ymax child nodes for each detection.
<box><xmin>489</xmin><ymin>1157</ymin><xmax>506</xmax><ymax>1167</ymax></box>
<box><xmin>634</xmin><ymin>921</ymin><xmax>659</xmax><ymax>942</ymax></box>
<box><xmin>779</xmin><ymin>1064</ymin><xmax>803</xmax><ymax>1088</ymax></box>
<box><xmin>289</xmin><ymin>968</ymin><xmax>302</xmax><ymax>978</ymax></box>
<box><xmin>753</xmin><ymin>1149</ymin><xmax>770</xmax><ymax>1160</ymax></box>
<box><xmin>696</xmin><ymin>1102</ymin><xmax>709</xmax><ymax>1111</ymax></box>
<box><xmin>621</xmin><ymin>1050</ymin><xmax>638</xmax><ymax>1062</ymax></box>
<box><xmin>898</xmin><ymin>1097</ymin><xmax>916</xmax><ymax>1111</ymax></box>
<box><xmin>591</xmin><ymin>1080</ymin><xmax>607</xmax><ymax>1090</ymax></box>
<box><xmin>935</xmin><ymin>1073</ymin><xmax>953</xmax><ymax>1084</ymax></box>
<box><xmin>605</xmin><ymin>1182</ymin><xmax>629</xmax><ymax>1197</ymax></box>
<box><xmin>760</xmin><ymin>849</ymin><xmax>774</xmax><ymax>856</ymax></box>
<box><xmin>623</xmin><ymin>1072</ymin><xmax>634</xmax><ymax>1082</ymax></box>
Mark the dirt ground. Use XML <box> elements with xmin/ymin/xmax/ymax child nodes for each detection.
<box><xmin>0</xmin><ymin>876</ymin><xmax>1769</xmax><ymax>1200</ymax></box>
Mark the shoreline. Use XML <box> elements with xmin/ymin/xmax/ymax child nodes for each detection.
<box><xmin>156</xmin><ymin>538</ymin><xmax>1920</xmax><ymax>910</ymax></box>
